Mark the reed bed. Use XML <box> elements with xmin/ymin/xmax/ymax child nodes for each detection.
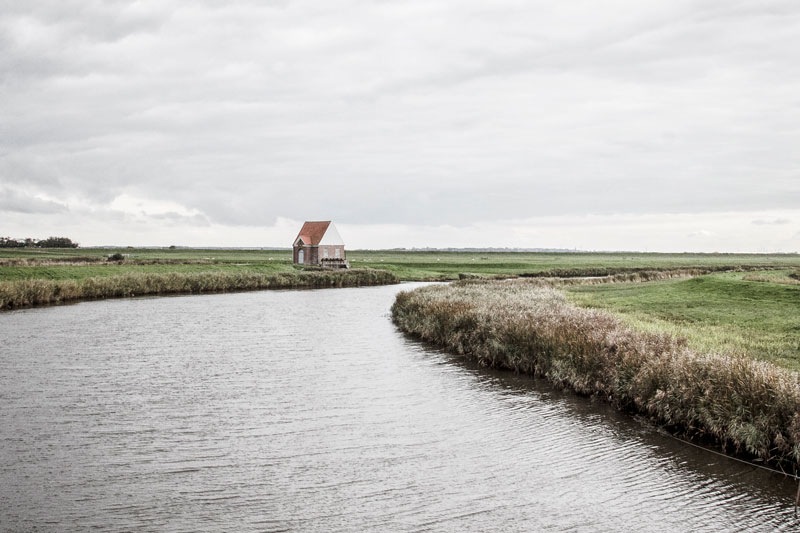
<box><xmin>458</xmin><ymin>266</ymin><xmax>780</xmax><ymax>284</ymax></box>
<box><xmin>519</xmin><ymin>269</ymin><xmax>708</xmax><ymax>286</ymax></box>
<box><xmin>743</xmin><ymin>272</ymin><xmax>800</xmax><ymax>285</ymax></box>
<box><xmin>459</xmin><ymin>268</ymin><xmax>733</xmax><ymax>286</ymax></box>
<box><xmin>520</xmin><ymin>264</ymin><xmax>779</xmax><ymax>279</ymax></box>
<box><xmin>392</xmin><ymin>279</ymin><xmax>800</xmax><ymax>469</ymax></box>
<box><xmin>0</xmin><ymin>257</ymin><xmax>107</xmax><ymax>266</ymax></box>
<box><xmin>0</xmin><ymin>268</ymin><xmax>397</xmax><ymax>310</ymax></box>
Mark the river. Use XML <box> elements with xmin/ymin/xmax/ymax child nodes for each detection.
<box><xmin>0</xmin><ymin>283</ymin><xmax>797</xmax><ymax>531</ymax></box>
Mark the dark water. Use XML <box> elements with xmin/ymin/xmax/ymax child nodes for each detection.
<box><xmin>1</xmin><ymin>283</ymin><xmax>797</xmax><ymax>532</ymax></box>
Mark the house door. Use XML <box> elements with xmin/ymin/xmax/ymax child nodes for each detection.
<box><xmin>298</xmin><ymin>249</ymin><xmax>304</xmax><ymax>264</ymax></box>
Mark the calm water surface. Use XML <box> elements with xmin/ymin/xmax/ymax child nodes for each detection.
<box><xmin>1</xmin><ymin>283</ymin><xmax>798</xmax><ymax>532</ymax></box>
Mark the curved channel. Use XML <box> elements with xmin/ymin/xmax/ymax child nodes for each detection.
<box><xmin>0</xmin><ymin>283</ymin><xmax>797</xmax><ymax>532</ymax></box>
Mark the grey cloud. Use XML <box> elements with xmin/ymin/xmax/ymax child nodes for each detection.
<box><xmin>0</xmin><ymin>1</ymin><xmax>166</xmax><ymax>85</ymax></box>
<box><xmin>1</xmin><ymin>0</ymin><xmax>799</xmax><ymax>230</ymax></box>
<box><xmin>0</xmin><ymin>188</ymin><xmax>67</xmax><ymax>214</ymax></box>
<box><xmin>149</xmin><ymin>212</ymin><xmax>211</xmax><ymax>227</ymax></box>
<box><xmin>0</xmin><ymin>0</ymin><xmax>166</xmax><ymax>42</ymax></box>
<box><xmin>752</xmin><ymin>218</ymin><xmax>791</xmax><ymax>225</ymax></box>
<box><xmin>0</xmin><ymin>155</ymin><xmax>64</xmax><ymax>189</ymax></box>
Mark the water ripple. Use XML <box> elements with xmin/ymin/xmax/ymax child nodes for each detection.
<box><xmin>1</xmin><ymin>284</ymin><xmax>798</xmax><ymax>532</ymax></box>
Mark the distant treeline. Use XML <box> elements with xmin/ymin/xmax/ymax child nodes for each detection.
<box><xmin>0</xmin><ymin>236</ymin><xmax>79</xmax><ymax>248</ymax></box>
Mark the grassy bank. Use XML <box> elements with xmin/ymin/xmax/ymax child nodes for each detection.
<box><xmin>565</xmin><ymin>272</ymin><xmax>800</xmax><ymax>371</ymax></box>
<box><xmin>0</xmin><ymin>268</ymin><xmax>397</xmax><ymax>311</ymax></box>
<box><xmin>391</xmin><ymin>279</ymin><xmax>800</xmax><ymax>470</ymax></box>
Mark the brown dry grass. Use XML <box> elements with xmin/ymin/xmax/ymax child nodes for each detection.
<box><xmin>0</xmin><ymin>268</ymin><xmax>397</xmax><ymax>310</ymax></box>
<box><xmin>392</xmin><ymin>279</ymin><xmax>800</xmax><ymax>470</ymax></box>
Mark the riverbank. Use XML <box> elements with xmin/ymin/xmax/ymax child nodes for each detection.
<box><xmin>2</xmin><ymin>247</ymin><xmax>798</xmax><ymax>315</ymax></box>
<box><xmin>391</xmin><ymin>279</ymin><xmax>800</xmax><ymax>470</ymax></box>
<box><xmin>0</xmin><ymin>268</ymin><xmax>398</xmax><ymax>311</ymax></box>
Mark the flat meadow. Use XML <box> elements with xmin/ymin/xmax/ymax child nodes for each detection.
<box><xmin>3</xmin><ymin>247</ymin><xmax>799</xmax><ymax>281</ymax></box>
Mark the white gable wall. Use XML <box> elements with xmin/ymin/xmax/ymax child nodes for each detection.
<box><xmin>318</xmin><ymin>223</ymin><xmax>345</xmax><ymax>246</ymax></box>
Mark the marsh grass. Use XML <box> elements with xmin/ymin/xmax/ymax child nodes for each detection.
<box><xmin>0</xmin><ymin>268</ymin><xmax>397</xmax><ymax>310</ymax></box>
<box><xmin>519</xmin><ymin>265</ymin><xmax>778</xmax><ymax>279</ymax></box>
<box><xmin>0</xmin><ymin>257</ymin><xmax>107</xmax><ymax>266</ymax></box>
<box><xmin>457</xmin><ymin>266</ymin><xmax>775</xmax><ymax>286</ymax></box>
<box><xmin>392</xmin><ymin>279</ymin><xmax>800</xmax><ymax>470</ymax></box>
<box><xmin>743</xmin><ymin>270</ymin><xmax>800</xmax><ymax>285</ymax></box>
<box><xmin>0</xmin><ymin>257</ymin><xmax>217</xmax><ymax>267</ymax></box>
<box><xmin>346</xmin><ymin>250</ymin><xmax>799</xmax><ymax>280</ymax></box>
<box><xmin>2</xmin><ymin>248</ymin><xmax>799</xmax><ymax>281</ymax></box>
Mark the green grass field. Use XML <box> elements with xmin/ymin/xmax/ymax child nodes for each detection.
<box><xmin>0</xmin><ymin>248</ymin><xmax>296</xmax><ymax>281</ymax></box>
<box><xmin>348</xmin><ymin>250</ymin><xmax>800</xmax><ymax>279</ymax></box>
<box><xmin>565</xmin><ymin>271</ymin><xmax>800</xmax><ymax>371</ymax></box>
<box><xmin>2</xmin><ymin>248</ymin><xmax>798</xmax><ymax>281</ymax></box>
<box><xmin>0</xmin><ymin>262</ymin><xmax>298</xmax><ymax>282</ymax></box>
<box><xmin>0</xmin><ymin>247</ymin><xmax>284</xmax><ymax>263</ymax></box>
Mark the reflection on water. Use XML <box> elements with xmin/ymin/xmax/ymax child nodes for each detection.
<box><xmin>1</xmin><ymin>283</ymin><xmax>797</xmax><ymax>532</ymax></box>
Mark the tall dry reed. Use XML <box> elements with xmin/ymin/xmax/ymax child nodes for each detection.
<box><xmin>392</xmin><ymin>279</ymin><xmax>800</xmax><ymax>469</ymax></box>
<box><xmin>519</xmin><ymin>265</ymin><xmax>780</xmax><ymax>279</ymax></box>
<box><xmin>0</xmin><ymin>268</ymin><xmax>397</xmax><ymax>310</ymax></box>
<box><xmin>742</xmin><ymin>272</ymin><xmax>800</xmax><ymax>286</ymax></box>
<box><xmin>0</xmin><ymin>257</ymin><xmax>107</xmax><ymax>266</ymax></box>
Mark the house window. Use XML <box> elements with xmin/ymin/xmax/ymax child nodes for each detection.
<box><xmin>323</xmin><ymin>248</ymin><xmax>329</xmax><ymax>258</ymax></box>
<box><xmin>335</xmin><ymin>248</ymin><xmax>341</xmax><ymax>258</ymax></box>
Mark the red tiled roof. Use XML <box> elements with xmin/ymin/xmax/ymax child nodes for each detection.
<box><xmin>295</xmin><ymin>221</ymin><xmax>330</xmax><ymax>246</ymax></box>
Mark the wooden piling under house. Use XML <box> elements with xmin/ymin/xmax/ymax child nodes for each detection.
<box><xmin>292</xmin><ymin>221</ymin><xmax>349</xmax><ymax>268</ymax></box>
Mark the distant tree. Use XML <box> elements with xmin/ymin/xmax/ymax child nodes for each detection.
<box><xmin>36</xmin><ymin>236</ymin><xmax>79</xmax><ymax>248</ymax></box>
<box><xmin>0</xmin><ymin>236</ymin><xmax>79</xmax><ymax>248</ymax></box>
<box><xmin>168</xmin><ymin>245</ymin><xmax>176</xmax><ymax>250</ymax></box>
<box><xmin>0</xmin><ymin>237</ymin><xmax>25</xmax><ymax>248</ymax></box>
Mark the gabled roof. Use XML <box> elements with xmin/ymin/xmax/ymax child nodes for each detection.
<box><xmin>295</xmin><ymin>221</ymin><xmax>331</xmax><ymax>246</ymax></box>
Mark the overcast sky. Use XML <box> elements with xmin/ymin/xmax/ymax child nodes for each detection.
<box><xmin>1</xmin><ymin>0</ymin><xmax>799</xmax><ymax>251</ymax></box>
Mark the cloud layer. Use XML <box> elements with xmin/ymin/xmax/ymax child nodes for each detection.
<box><xmin>1</xmin><ymin>1</ymin><xmax>799</xmax><ymax>249</ymax></box>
